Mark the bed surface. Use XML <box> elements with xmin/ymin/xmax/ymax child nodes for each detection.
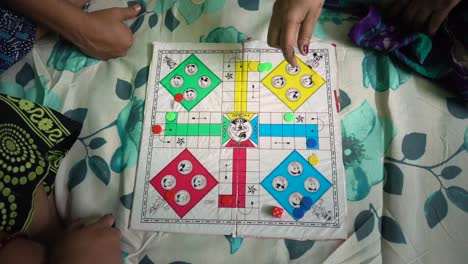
<box><xmin>0</xmin><ymin>0</ymin><xmax>467</xmax><ymax>263</ymax></box>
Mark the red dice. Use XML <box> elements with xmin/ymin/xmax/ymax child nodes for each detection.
<box><xmin>272</xmin><ymin>206</ymin><xmax>284</xmax><ymax>218</ymax></box>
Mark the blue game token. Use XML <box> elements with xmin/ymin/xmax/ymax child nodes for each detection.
<box><xmin>293</xmin><ymin>208</ymin><xmax>305</xmax><ymax>219</ymax></box>
<box><xmin>306</xmin><ymin>138</ymin><xmax>317</xmax><ymax>148</ymax></box>
<box><xmin>301</xmin><ymin>197</ymin><xmax>313</xmax><ymax>211</ymax></box>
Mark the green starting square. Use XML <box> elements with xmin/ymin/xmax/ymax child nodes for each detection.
<box><xmin>160</xmin><ymin>54</ymin><xmax>222</xmax><ymax>111</ymax></box>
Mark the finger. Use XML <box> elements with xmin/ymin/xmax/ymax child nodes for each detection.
<box><xmin>280</xmin><ymin>8</ymin><xmax>301</xmax><ymax>66</ymax></box>
<box><xmin>267</xmin><ymin>1</ymin><xmax>282</xmax><ymax>48</ymax></box>
<box><xmin>401</xmin><ymin>2</ymin><xmax>419</xmax><ymax>33</ymax></box>
<box><xmin>388</xmin><ymin>0</ymin><xmax>410</xmax><ymax>18</ymax></box>
<box><xmin>66</xmin><ymin>218</ymin><xmax>85</xmax><ymax>232</ymax></box>
<box><xmin>94</xmin><ymin>214</ymin><xmax>116</xmax><ymax>229</ymax></box>
<box><xmin>427</xmin><ymin>9</ymin><xmax>451</xmax><ymax>36</ymax></box>
<box><xmin>411</xmin><ymin>7</ymin><xmax>432</xmax><ymax>33</ymax></box>
<box><xmin>114</xmin><ymin>4</ymin><xmax>142</xmax><ymax>21</ymax></box>
<box><xmin>297</xmin><ymin>7</ymin><xmax>321</xmax><ymax>56</ymax></box>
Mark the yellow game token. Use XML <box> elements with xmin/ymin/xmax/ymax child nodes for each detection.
<box><xmin>308</xmin><ymin>155</ymin><xmax>320</xmax><ymax>166</ymax></box>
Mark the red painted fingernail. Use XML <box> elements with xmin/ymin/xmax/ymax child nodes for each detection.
<box><xmin>303</xmin><ymin>44</ymin><xmax>309</xmax><ymax>55</ymax></box>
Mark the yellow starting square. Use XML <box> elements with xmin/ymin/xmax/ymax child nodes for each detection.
<box><xmin>261</xmin><ymin>56</ymin><xmax>325</xmax><ymax>112</ymax></box>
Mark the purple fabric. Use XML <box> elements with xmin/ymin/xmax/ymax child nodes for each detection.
<box><xmin>347</xmin><ymin>5</ymin><xmax>467</xmax><ymax>100</ymax></box>
<box><xmin>0</xmin><ymin>8</ymin><xmax>37</xmax><ymax>73</ymax></box>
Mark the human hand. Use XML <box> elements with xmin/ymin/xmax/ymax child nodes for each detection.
<box><xmin>387</xmin><ymin>0</ymin><xmax>461</xmax><ymax>35</ymax></box>
<box><xmin>71</xmin><ymin>4</ymin><xmax>141</xmax><ymax>60</ymax></box>
<box><xmin>267</xmin><ymin>0</ymin><xmax>324</xmax><ymax>66</ymax></box>
<box><xmin>50</xmin><ymin>215</ymin><xmax>123</xmax><ymax>264</ymax></box>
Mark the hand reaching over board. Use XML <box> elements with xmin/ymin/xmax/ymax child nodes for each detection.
<box><xmin>71</xmin><ymin>4</ymin><xmax>142</xmax><ymax>60</ymax></box>
<box><xmin>267</xmin><ymin>0</ymin><xmax>325</xmax><ymax>67</ymax></box>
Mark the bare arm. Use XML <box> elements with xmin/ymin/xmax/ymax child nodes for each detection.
<box><xmin>2</xmin><ymin>0</ymin><xmax>141</xmax><ymax>60</ymax></box>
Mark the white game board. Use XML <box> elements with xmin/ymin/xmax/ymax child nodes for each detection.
<box><xmin>130</xmin><ymin>41</ymin><xmax>347</xmax><ymax>240</ymax></box>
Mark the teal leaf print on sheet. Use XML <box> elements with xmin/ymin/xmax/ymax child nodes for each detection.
<box><xmin>120</xmin><ymin>192</ymin><xmax>133</xmax><ymax>209</ymax></box>
<box><xmin>47</xmin><ymin>39</ymin><xmax>100</xmax><ymax>73</ymax></box>
<box><xmin>68</xmin><ymin>158</ymin><xmax>88</xmax><ymax>191</ymax></box>
<box><xmin>89</xmin><ymin>137</ymin><xmax>107</xmax><ymax>150</ymax></box>
<box><xmin>116</xmin><ymin>79</ymin><xmax>133</xmax><ymax>100</ymax></box>
<box><xmin>339</xmin><ymin>89</ymin><xmax>351</xmax><ymax>111</ymax></box>
<box><xmin>424</xmin><ymin>190</ymin><xmax>448</xmax><ymax>228</ymax></box>
<box><xmin>0</xmin><ymin>82</ymin><xmax>24</xmax><ymax>98</ymax></box>
<box><xmin>440</xmin><ymin>166</ymin><xmax>462</xmax><ymax>180</ymax></box>
<box><xmin>111</xmin><ymin>98</ymin><xmax>145</xmax><ymax>173</ymax></box>
<box><xmin>175</xmin><ymin>0</ymin><xmax>225</xmax><ymax>25</ymax></box>
<box><xmin>446</xmin><ymin>186</ymin><xmax>468</xmax><ymax>213</ymax></box>
<box><xmin>341</xmin><ymin>100</ymin><xmax>396</xmax><ymax>201</ymax></box>
<box><xmin>465</xmin><ymin>127</ymin><xmax>468</xmax><ymax>151</ymax></box>
<box><xmin>284</xmin><ymin>239</ymin><xmax>315</xmax><ymax>260</ymax></box>
<box><xmin>64</xmin><ymin>108</ymin><xmax>88</xmax><ymax>124</ymax></box>
<box><xmin>139</xmin><ymin>255</ymin><xmax>154</xmax><ymax>264</ymax></box>
<box><xmin>135</xmin><ymin>66</ymin><xmax>150</xmax><ymax>88</ymax></box>
<box><xmin>154</xmin><ymin>0</ymin><xmax>176</xmax><ymax>14</ymax></box>
<box><xmin>446</xmin><ymin>97</ymin><xmax>468</xmax><ymax>119</ymax></box>
<box><xmin>224</xmin><ymin>235</ymin><xmax>243</xmax><ymax>254</ymax></box>
<box><xmin>130</xmin><ymin>15</ymin><xmax>145</xmax><ymax>33</ymax></box>
<box><xmin>89</xmin><ymin>155</ymin><xmax>111</xmax><ymax>185</ymax></box>
<box><xmin>149</xmin><ymin>13</ymin><xmax>159</xmax><ymax>28</ymax></box>
<box><xmin>386</xmin><ymin>129</ymin><xmax>467</xmax><ymax>229</ymax></box>
<box><xmin>165</xmin><ymin>9</ymin><xmax>180</xmax><ymax>31</ymax></box>
<box><xmin>354</xmin><ymin>209</ymin><xmax>375</xmax><ymax>241</ymax></box>
<box><xmin>200</xmin><ymin>27</ymin><xmax>248</xmax><ymax>43</ymax></box>
<box><xmin>314</xmin><ymin>9</ymin><xmax>345</xmax><ymax>39</ymax></box>
<box><xmin>380</xmin><ymin>216</ymin><xmax>406</xmax><ymax>243</ymax></box>
<box><xmin>238</xmin><ymin>0</ymin><xmax>259</xmax><ymax>11</ymax></box>
<box><xmin>156</xmin><ymin>0</ymin><xmax>225</xmax><ymax>31</ymax></box>
<box><xmin>0</xmin><ymin>76</ymin><xmax>62</xmax><ymax>111</ymax></box>
<box><xmin>362</xmin><ymin>49</ymin><xmax>411</xmax><ymax>91</ymax></box>
<box><xmin>402</xmin><ymin>132</ymin><xmax>426</xmax><ymax>160</ymax></box>
<box><xmin>383</xmin><ymin>163</ymin><xmax>404</xmax><ymax>195</ymax></box>
<box><xmin>16</xmin><ymin>63</ymin><xmax>35</xmax><ymax>86</ymax></box>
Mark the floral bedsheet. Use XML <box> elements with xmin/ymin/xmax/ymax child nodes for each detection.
<box><xmin>0</xmin><ymin>0</ymin><xmax>467</xmax><ymax>263</ymax></box>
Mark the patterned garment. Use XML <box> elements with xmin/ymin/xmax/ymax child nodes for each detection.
<box><xmin>347</xmin><ymin>4</ymin><xmax>468</xmax><ymax>100</ymax></box>
<box><xmin>0</xmin><ymin>94</ymin><xmax>81</xmax><ymax>233</ymax></box>
<box><xmin>0</xmin><ymin>7</ymin><xmax>37</xmax><ymax>73</ymax></box>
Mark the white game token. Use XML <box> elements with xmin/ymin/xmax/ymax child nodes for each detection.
<box><xmin>288</xmin><ymin>161</ymin><xmax>303</xmax><ymax>176</ymax></box>
<box><xmin>191</xmin><ymin>174</ymin><xmax>207</xmax><ymax>190</ymax></box>
<box><xmin>177</xmin><ymin>160</ymin><xmax>193</xmax><ymax>175</ymax></box>
<box><xmin>286</xmin><ymin>88</ymin><xmax>301</xmax><ymax>101</ymax></box>
<box><xmin>286</xmin><ymin>64</ymin><xmax>300</xmax><ymax>75</ymax></box>
<box><xmin>183</xmin><ymin>88</ymin><xmax>197</xmax><ymax>101</ymax></box>
<box><xmin>198</xmin><ymin>76</ymin><xmax>211</xmax><ymax>88</ymax></box>
<box><xmin>175</xmin><ymin>190</ymin><xmax>191</xmax><ymax>206</ymax></box>
<box><xmin>271</xmin><ymin>75</ymin><xmax>286</xmax><ymax>88</ymax></box>
<box><xmin>304</xmin><ymin>177</ymin><xmax>320</xmax><ymax>192</ymax></box>
<box><xmin>161</xmin><ymin>175</ymin><xmax>176</xmax><ymax>190</ymax></box>
<box><xmin>289</xmin><ymin>192</ymin><xmax>304</xmax><ymax>208</ymax></box>
<box><xmin>272</xmin><ymin>176</ymin><xmax>288</xmax><ymax>191</ymax></box>
<box><xmin>185</xmin><ymin>64</ymin><xmax>198</xmax><ymax>75</ymax></box>
<box><xmin>300</xmin><ymin>75</ymin><xmax>314</xmax><ymax>88</ymax></box>
<box><xmin>170</xmin><ymin>75</ymin><xmax>184</xmax><ymax>88</ymax></box>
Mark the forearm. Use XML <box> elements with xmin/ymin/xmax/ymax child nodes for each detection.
<box><xmin>2</xmin><ymin>0</ymin><xmax>87</xmax><ymax>41</ymax></box>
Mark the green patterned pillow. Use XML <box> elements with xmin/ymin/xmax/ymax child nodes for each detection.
<box><xmin>0</xmin><ymin>94</ymin><xmax>82</xmax><ymax>233</ymax></box>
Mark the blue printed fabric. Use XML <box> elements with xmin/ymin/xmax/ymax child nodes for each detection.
<box><xmin>0</xmin><ymin>8</ymin><xmax>37</xmax><ymax>73</ymax></box>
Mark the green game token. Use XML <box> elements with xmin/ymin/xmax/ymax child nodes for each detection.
<box><xmin>166</xmin><ymin>112</ymin><xmax>177</xmax><ymax>121</ymax></box>
<box><xmin>284</xmin><ymin>112</ymin><xmax>294</xmax><ymax>122</ymax></box>
<box><xmin>258</xmin><ymin>62</ymin><xmax>273</xmax><ymax>72</ymax></box>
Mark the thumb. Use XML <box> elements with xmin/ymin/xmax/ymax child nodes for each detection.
<box><xmin>116</xmin><ymin>4</ymin><xmax>141</xmax><ymax>21</ymax></box>
<box><xmin>93</xmin><ymin>214</ymin><xmax>115</xmax><ymax>229</ymax></box>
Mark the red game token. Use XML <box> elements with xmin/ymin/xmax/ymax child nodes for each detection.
<box><xmin>174</xmin><ymin>94</ymin><xmax>184</xmax><ymax>102</ymax></box>
<box><xmin>152</xmin><ymin>125</ymin><xmax>162</xmax><ymax>134</ymax></box>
